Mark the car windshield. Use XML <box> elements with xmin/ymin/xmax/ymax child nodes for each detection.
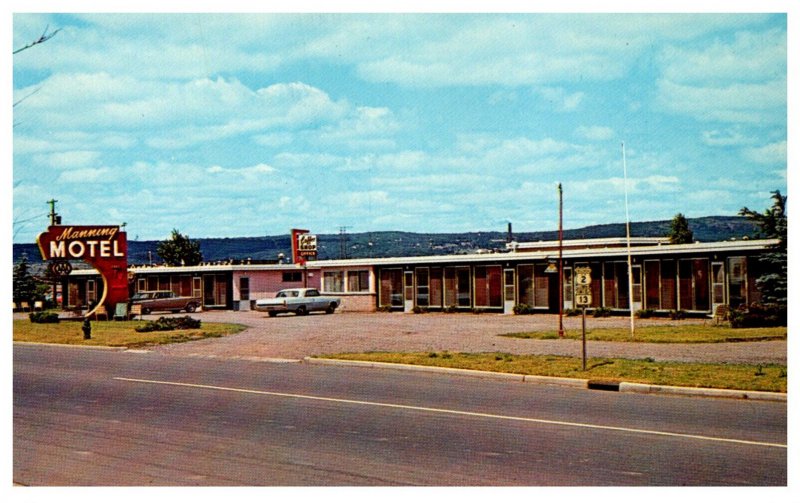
<box><xmin>131</xmin><ymin>293</ymin><xmax>152</xmax><ymax>301</ymax></box>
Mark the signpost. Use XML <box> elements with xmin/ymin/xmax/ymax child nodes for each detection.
<box><xmin>574</xmin><ymin>267</ymin><xmax>592</xmax><ymax>371</ymax></box>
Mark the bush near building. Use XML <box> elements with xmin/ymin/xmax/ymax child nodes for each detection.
<box><xmin>729</xmin><ymin>304</ymin><xmax>787</xmax><ymax>328</ymax></box>
<box><xmin>135</xmin><ymin>316</ymin><xmax>201</xmax><ymax>332</ymax></box>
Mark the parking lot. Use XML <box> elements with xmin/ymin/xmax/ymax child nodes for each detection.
<box><xmin>144</xmin><ymin>310</ymin><xmax>787</xmax><ymax>365</ymax></box>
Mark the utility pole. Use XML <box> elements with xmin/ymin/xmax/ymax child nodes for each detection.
<box><xmin>339</xmin><ymin>226</ymin><xmax>350</xmax><ymax>259</ymax></box>
<box><xmin>46</xmin><ymin>199</ymin><xmax>60</xmax><ymax>309</ymax></box>
<box><xmin>47</xmin><ymin>199</ymin><xmax>59</xmax><ymax>225</ymax></box>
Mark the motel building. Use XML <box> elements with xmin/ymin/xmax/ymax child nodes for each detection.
<box><xmin>61</xmin><ymin>235</ymin><xmax>777</xmax><ymax>317</ymax></box>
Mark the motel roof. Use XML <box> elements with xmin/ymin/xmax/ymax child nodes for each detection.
<box><xmin>66</xmin><ymin>237</ymin><xmax>780</xmax><ymax>276</ymax></box>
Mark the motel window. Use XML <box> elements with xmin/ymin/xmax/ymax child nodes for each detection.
<box><xmin>644</xmin><ymin>261</ymin><xmax>661</xmax><ymax>309</ymax></box>
<box><xmin>282</xmin><ymin>271</ymin><xmax>303</xmax><ymax>283</ymax></box>
<box><xmin>416</xmin><ymin>268</ymin><xmax>430</xmax><ymax>307</ymax></box>
<box><xmin>324</xmin><ymin>271</ymin><xmax>344</xmax><ymax>292</ymax></box>
<box><xmin>678</xmin><ymin>259</ymin><xmax>710</xmax><ymax>311</ymax></box>
<box><xmin>727</xmin><ymin>257</ymin><xmax>747</xmax><ymax>308</ymax></box>
<box><xmin>239</xmin><ymin>277</ymin><xmax>250</xmax><ymax>301</ymax></box>
<box><xmin>379</xmin><ymin>269</ymin><xmax>403</xmax><ymax>307</ymax></box>
<box><xmin>474</xmin><ymin>265</ymin><xmax>502</xmax><ymax>308</ymax></box>
<box><xmin>347</xmin><ymin>270</ymin><xmax>370</xmax><ymax>292</ymax></box>
<box><xmin>429</xmin><ymin>268</ymin><xmax>443</xmax><ymax>307</ymax></box>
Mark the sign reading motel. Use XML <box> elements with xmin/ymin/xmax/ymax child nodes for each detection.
<box><xmin>37</xmin><ymin>225</ymin><xmax>129</xmax><ymax>316</ymax></box>
<box><xmin>39</xmin><ymin>226</ymin><xmax>125</xmax><ymax>260</ymax></box>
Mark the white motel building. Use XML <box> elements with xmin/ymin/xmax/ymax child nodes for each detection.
<box><xmin>62</xmin><ymin>235</ymin><xmax>778</xmax><ymax>317</ymax></box>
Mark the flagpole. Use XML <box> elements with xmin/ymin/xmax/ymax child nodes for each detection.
<box><xmin>622</xmin><ymin>142</ymin><xmax>635</xmax><ymax>338</ymax></box>
<box><xmin>558</xmin><ymin>183</ymin><xmax>564</xmax><ymax>338</ymax></box>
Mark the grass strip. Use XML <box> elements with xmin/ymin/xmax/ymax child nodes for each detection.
<box><xmin>499</xmin><ymin>325</ymin><xmax>786</xmax><ymax>343</ymax></box>
<box><xmin>320</xmin><ymin>351</ymin><xmax>787</xmax><ymax>393</ymax></box>
<box><xmin>13</xmin><ymin>319</ymin><xmax>247</xmax><ymax>348</ymax></box>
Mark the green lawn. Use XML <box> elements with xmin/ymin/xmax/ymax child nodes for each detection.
<box><xmin>321</xmin><ymin>351</ymin><xmax>787</xmax><ymax>393</ymax></box>
<box><xmin>13</xmin><ymin>319</ymin><xmax>247</xmax><ymax>348</ymax></box>
<box><xmin>500</xmin><ymin>324</ymin><xmax>786</xmax><ymax>343</ymax></box>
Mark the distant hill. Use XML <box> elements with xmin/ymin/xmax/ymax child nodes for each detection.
<box><xmin>13</xmin><ymin>215</ymin><xmax>761</xmax><ymax>265</ymax></box>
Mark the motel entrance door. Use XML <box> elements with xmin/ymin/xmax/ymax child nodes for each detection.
<box><xmin>711</xmin><ymin>262</ymin><xmax>725</xmax><ymax>314</ymax></box>
<box><xmin>404</xmin><ymin>271</ymin><xmax>414</xmax><ymax>313</ymax></box>
<box><xmin>503</xmin><ymin>268</ymin><xmax>515</xmax><ymax>314</ymax></box>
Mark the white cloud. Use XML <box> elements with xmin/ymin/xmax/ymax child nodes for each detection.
<box><xmin>656</xmin><ymin>78</ymin><xmax>786</xmax><ymax>124</ymax></box>
<box><xmin>32</xmin><ymin>150</ymin><xmax>101</xmax><ymax>169</ymax></box>
<box><xmin>701</xmin><ymin>128</ymin><xmax>752</xmax><ymax>147</ymax></box>
<box><xmin>659</xmin><ymin>28</ymin><xmax>786</xmax><ymax>86</ymax></box>
<box><xmin>742</xmin><ymin>141</ymin><xmax>787</xmax><ymax>165</ymax></box>
<box><xmin>535</xmin><ymin>87</ymin><xmax>585</xmax><ymax>112</ymax></box>
<box><xmin>56</xmin><ymin>167</ymin><xmax>110</xmax><ymax>183</ymax></box>
<box><xmin>206</xmin><ymin>163</ymin><xmax>276</xmax><ymax>175</ymax></box>
<box><xmin>575</xmin><ymin>126</ymin><xmax>615</xmax><ymax>141</ymax></box>
<box><xmin>654</xmin><ymin>25</ymin><xmax>785</xmax><ymax>125</ymax></box>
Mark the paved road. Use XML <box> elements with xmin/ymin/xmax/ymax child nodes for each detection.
<box><xmin>145</xmin><ymin>310</ymin><xmax>787</xmax><ymax>365</ymax></box>
<box><xmin>14</xmin><ymin>344</ymin><xmax>787</xmax><ymax>486</ymax></box>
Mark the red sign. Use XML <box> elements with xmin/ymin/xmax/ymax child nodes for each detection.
<box><xmin>291</xmin><ymin>228</ymin><xmax>310</xmax><ymax>265</ymax></box>
<box><xmin>37</xmin><ymin>225</ymin><xmax>128</xmax><ymax>317</ymax></box>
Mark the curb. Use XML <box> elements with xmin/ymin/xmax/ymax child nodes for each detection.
<box><xmin>303</xmin><ymin>357</ymin><xmax>786</xmax><ymax>402</ymax></box>
<box><xmin>13</xmin><ymin>341</ymin><xmax>123</xmax><ymax>351</ymax></box>
<box><xmin>617</xmin><ymin>382</ymin><xmax>786</xmax><ymax>402</ymax></box>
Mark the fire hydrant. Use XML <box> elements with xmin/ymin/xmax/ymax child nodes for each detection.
<box><xmin>82</xmin><ymin>318</ymin><xmax>91</xmax><ymax>340</ymax></box>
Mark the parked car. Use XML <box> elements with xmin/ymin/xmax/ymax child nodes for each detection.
<box><xmin>254</xmin><ymin>288</ymin><xmax>340</xmax><ymax>317</ymax></box>
<box><xmin>130</xmin><ymin>290</ymin><xmax>202</xmax><ymax>314</ymax></box>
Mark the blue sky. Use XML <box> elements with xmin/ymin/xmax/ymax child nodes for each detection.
<box><xmin>11</xmin><ymin>9</ymin><xmax>789</xmax><ymax>243</ymax></box>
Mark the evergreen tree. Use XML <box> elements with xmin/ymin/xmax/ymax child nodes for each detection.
<box><xmin>156</xmin><ymin>229</ymin><xmax>203</xmax><ymax>266</ymax></box>
<box><xmin>667</xmin><ymin>213</ymin><xmax>694</xmax><ymax>244</ymax></box>
<box><xmin>739</xmin><ymin>190</ymin><xmax>787</xmax><ymax>305</ymax></box>
<box><xmin>13</xmin><ymin>255</ymin><xmax>40</xmax><ymax>304</ymax></box>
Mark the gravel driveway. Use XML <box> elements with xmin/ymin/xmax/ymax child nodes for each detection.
<box><xmin>146</xmin><ymin>310</ymin><xmax>787</xmax><ymax>365</ymax></box>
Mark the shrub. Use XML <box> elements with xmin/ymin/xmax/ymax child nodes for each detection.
<box><xmin>669</xmin><ymin>310</ymin><xmax>687</xmax><ymax>320</ymax></box>
<box><xmin>565</xmin><ymin>308</ymin><xmax>583</xmax><ymax>317</ymax></box>
<box><xmin>376</xmin><ymin>305</ymin><xmax>393</xmax><ymax>313</ymax></box>
<box><xmin>412</xmin><ymin>305</ymin><xmax>428</xmax><ymax>314</ymax></box>
<box><xmin>636</xmin><ymin>309</ymin><xmax>656</xmax><ymax>319</ymax></box>
<box><xmin>471</xmin><ymin>308</ymin><xmax>484</xmax><ymax>315</ymax></box>
<box><xmin>442</xmin><ymin>305</ymin><xmax>459</xmax><ymax>313</ymax></box>
<box><xmin>729</xmin><ymin>303</ymin><xmax>787</xmax><ymax>328</ymax></box>
<box><xmin>135</xmin><ymin>316</ymin><xmax>201</xmax><ymax>333</ymax></box>
<box><xmin>29</xmin><ymin>311</ymin><xmax>60</xmax><ymax>324</ymax></box>
<box><xmin>592</xmin><ymin>307</ymin><xmax>612</xmax><ymax>318</ymax></box>
<box><xmin>513</xmin><ymin>304</ymin><xmax>533</xmax><ymax>315</ymax></box>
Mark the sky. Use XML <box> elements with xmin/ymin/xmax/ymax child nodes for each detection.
<box><xmin>10</xmin><ymin>7</ymin><xmax>790</xmax><ymax>244</ymax></box>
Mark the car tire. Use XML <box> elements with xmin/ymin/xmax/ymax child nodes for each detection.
<box><xmin>296</xmin><ymin>306</ymin><xmax>307</xmax><ymax>316</ymax></box>
<box><xmin>325</xmin><ymin>303</ymin><xmax>336</xmax><ymax>314</ymax></box>
<box><xmin>186</xmin><ymin>303</ymin><xmax>197</xmax><ymax>313</ymax></box>
<box><xmin>268</xmin><ymin>311</ymin><xmax>278</xmax><ymax>317</ymax></box>
<box><xmin>142</xmin><ymin>307</ymin><xmax>151</xmax><ymax>315</ymax></box>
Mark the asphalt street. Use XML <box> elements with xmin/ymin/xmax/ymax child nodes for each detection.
<box><xmin>13</xmin><ymin>344</ymin><xmax>787</xmax><ymax>486</ymax></box>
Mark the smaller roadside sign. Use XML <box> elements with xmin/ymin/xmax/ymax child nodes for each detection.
<box><xmin>575</xmin><ymin>284</ymin><xmax>592</xmax><ymax>306</ymax></box>
<box><xmin>575</xmin><ymin>266</ymin><xmax>592</xmax><ymax>287</ymax></box>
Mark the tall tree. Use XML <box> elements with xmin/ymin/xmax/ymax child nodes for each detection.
<box><xmin>156</xmin><ymin>229</ymin><xmax>203</xmax><ymax>266</ymax></box>
<box><xmin>667</xmin><ymin>213</ymin><xmax>694</xmax><ymax>244</ymax></box>
<box><xmin>13</xmin><ymin>255</ymin><xmax>40</xmax><ymax>304</ymax></box>
<box><xmin>739</xmin><ymin>190</ymin><xmax>787</xmax><ymax>305</ymax></box>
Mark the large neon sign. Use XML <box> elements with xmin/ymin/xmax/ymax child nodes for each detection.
<box><xmin>37</xmin><ymin>225</ymin><xmax>128</xmax><ymax>318</ymax></box>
